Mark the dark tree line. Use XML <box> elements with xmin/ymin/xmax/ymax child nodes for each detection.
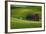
<box><xmin>26</xmin><ymin>14</ymin><xmax>41</xmax><ymax>21</ymax></box>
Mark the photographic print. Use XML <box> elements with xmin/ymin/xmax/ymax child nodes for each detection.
<box><xmin>5</xmin><ymin>1</ymin><xmax>45</xmax><ymax>33</ymax></box>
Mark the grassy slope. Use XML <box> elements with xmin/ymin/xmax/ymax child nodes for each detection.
<box><xmin>11</xmin><ymin>17</ymin><xmax>42</xmax><ymax>29</ymax></box>
<box><xmin>11</xmin><ymin>6</ymin><xmax>42</xmax><ymax>29</ymax></box>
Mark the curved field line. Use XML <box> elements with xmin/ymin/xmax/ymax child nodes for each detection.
<box><xmin>11</xmin><ymin>18</ymin><xmax>41</xmax><ymax>23</ymax></box>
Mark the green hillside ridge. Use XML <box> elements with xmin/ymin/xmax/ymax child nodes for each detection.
<box><xmin>10</xmin><ymin>5</ymin><xmax>42</xmax><ymax>29</ymax></box>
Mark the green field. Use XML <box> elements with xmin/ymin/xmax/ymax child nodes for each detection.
<box><xmin>10</xmin><ymin>5</ymin><xmax>42</xmax><ymax>29</ymax></box>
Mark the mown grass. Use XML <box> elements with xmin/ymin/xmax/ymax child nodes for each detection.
<box><xmin>11</xmin><ymin>17</ymin><xmax>42</xmax><ymax>29</ymax></box>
